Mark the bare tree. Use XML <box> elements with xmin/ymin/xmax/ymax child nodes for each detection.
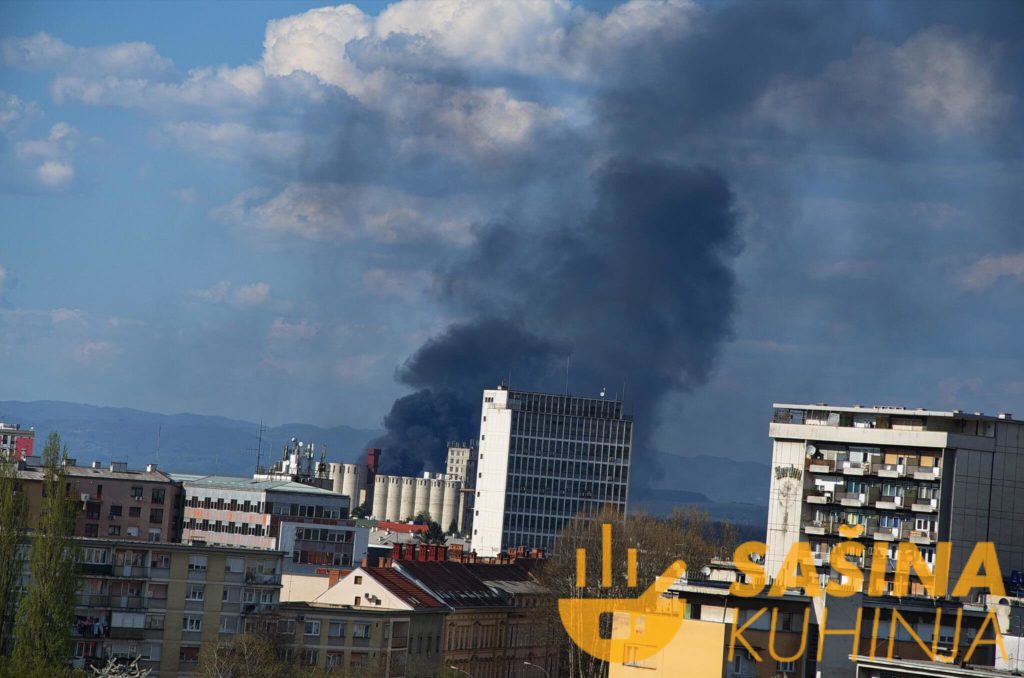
<box><xmin>537</xmin><ymin>506</ymin><xmax>737</xmax><ymax>678</ymax></box>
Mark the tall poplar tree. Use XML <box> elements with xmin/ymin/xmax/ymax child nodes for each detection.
<box><xmin>12</xmin><ymin>432</ymin><xmax>80</xmax><ymax>675</ymax></box>
<box><xmin>0</xmin><ymin>455</ymin><xmax>25</xmax><ymax>655</ymax></box>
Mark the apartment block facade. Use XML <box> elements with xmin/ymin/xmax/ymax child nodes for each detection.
<box><xmin>766</xmin><ymin>403</ymin><xmax>1024</xmax><ymax>593</ymax></box>
<box><xmin>18</xmin><ymin>459</ymin><xmax>183</xmax><ymax>542</ymax></box>
<box><xmin>473</xmin><ymin>386</ymin><xmax>633</xmax><ymax>556</ymax></box>
<box><xmin>32</xmin><ymin>538</ymin><xmax>285</xmax><ymax>675</ymax></box>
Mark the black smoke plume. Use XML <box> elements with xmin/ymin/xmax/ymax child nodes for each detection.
<box><xmin>373</xmin><ymin>159</ymin><xmax>742</xmax><ymax>478</ymax></box>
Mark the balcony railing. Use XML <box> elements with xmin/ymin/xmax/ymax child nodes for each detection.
<box><xmin>806</xmin><ymin>459</ymin><xmax>835</xmax><ymax>474</ymax></box>
<box><xmin>875</xmin><ymin>464</ymin><xmax>906</xmax><ymax>478</ymax></box>
<box><xmin>907</xmin><ymin>465</ymin><xmax>941</xmax><ymax>481</ymax></box>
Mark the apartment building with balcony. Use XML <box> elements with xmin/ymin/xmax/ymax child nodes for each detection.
<box><xmin>765</xmin><ymin>403</ymin><xmax>1024</xmax><ymax>595</ymax></box>
<box><xmin>473</xmin><ymin>386</ymin><xmax>633</xmax><ymax>556</ymax></box>
<box><xmin>17</xmin><ymin>538</ymin><xmax>285</xmax><ymax>675</ymax></box>
<box><xmin>18</xmin><ymin>459</ymin><xmax>182</xmax><ymax>542</ymax></box>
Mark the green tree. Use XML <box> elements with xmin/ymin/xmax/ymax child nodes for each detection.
<box><xmin>0</xmin><ymin>456</ymin><xmax>25</xmax><ymax>655</ymax></box>
<box><xmin>446</xmin><ymin>517</ymin><xmax>459</xmax><ymax>535</ymax></box>
<box><xmin>12</xmin><ymin>432</ymin><xmax>80</xmax><ymax>676</ymax></box>
<box><xmin>419</xmin><ymin>521</ymin><xmax>445</xmax><ymax>545</ymax></box>
<box><xmin>350</xmin><ymin>502</ymin><xmax>370</xmax><ymax>520</ymax></box>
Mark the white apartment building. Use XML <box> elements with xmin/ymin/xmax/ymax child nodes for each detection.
<box><xmin>766</xmin><ymin>403</ymin><xmax>1024</xmax><ymax>593</ymax></box>
<box><xmin>473</xmin><ymin>386</ymin><xmax>633</xmax><ymax>556</ymax></box>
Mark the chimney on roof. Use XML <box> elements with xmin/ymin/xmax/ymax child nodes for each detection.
<box><xmin>62</xmin><ymin>458</ymin><xmax>76</xmax><ymax>467</ymax></box>
<box><xmin>392</xmin><ymin>544</ymin><xmax>402</xmax><ymax>561</ymax></box>
<box><xmin>91</xmin><ymin>461</ymin><xmax>101</xmax><ymax>469</ymax></box>
<box><xmin>403</xmin><ymin>543</ymin><xmax>415</xmax><ymax>561</ymax></box>
<box><xmin>109</xmin><ymin>461</ymin><xmax>128</xmax><ymax>473</ymax></box>
<box><xmin>146</xmin><ymin>463</ymin><xmax>158</xmax><ymax>472</ymax></box>
<box><xmin>999</xmin><ymin>413</ymin><xmax>1013</xmax><ymax>420</ymax></box>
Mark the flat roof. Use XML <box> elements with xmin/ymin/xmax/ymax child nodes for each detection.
<box><xmin>774</xmin><ymin>403</ymin><xmax>1012</xmax><ymax>422</ymax></box>
<box><xmin>19</xmin><ymin>465</ymin><xmax>173</xmax><ymax>483</ymax></box>
<box><xmin>172</xmin><ymin>473</ymin><xmax>342</xmax><ymax>496</ymax></box>
<box><xmin>68</xmin><ymin>536</ymin><xmax>286</xmax><ymax>556</ymax></box>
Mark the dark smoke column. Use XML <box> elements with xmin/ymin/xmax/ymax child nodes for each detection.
<box><xmin>372</xmin><ymin>158</ymin><xmax>742</xmax><ymax>481</ymax></box>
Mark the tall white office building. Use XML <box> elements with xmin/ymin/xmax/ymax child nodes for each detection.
<box><xmin>472</xmin><ymin>386</ymin><xmax>633</xmax><ymax>556</ymax></box>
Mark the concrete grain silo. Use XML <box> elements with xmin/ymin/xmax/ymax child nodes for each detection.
<box><xmin>413</xmin><ymin>478</ymin><xmax>431</xmax><ymax>518</ymax></box>
<box><xmin>372</xmin><ymin>475</ymin><xmax>389</xmax><ymax>519</ymax></box>
<box><xmin>399</xmin><ymin>477</ymin><xmax>416</xmax><ymax>520</ymax></box>
<box><xmin>440</xmin><ymin>479</ymin><xmax>461</xmax><ymax>531</ymax></box>
<box><xmin>428</xmin><ymin>478</ymin><xmax>445</xmax><ymax>523</ymax></box>
<box><xmin>329</xmin><ymin>463</ymin><xmax>345</xmax><ymax>493</ymax></box>
<box><xmin>385</xmin><ymin>476</ymin><xmax>403</xmax><ymax>521</ymax></box>
<box><xmin>341</xmin><ymin>464</ymin><xmax>363</xmax><ymax>505</ymax></box>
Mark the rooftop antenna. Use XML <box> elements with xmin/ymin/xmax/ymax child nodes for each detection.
<box><xmin>155</xmin><ymin>424</ymin><xmax>161</xmax><ymax>466</ymax></box>
<box><xmin>249</xmin><ymin>420</ymin><xmax>265</xmax><ymax>476</ymax></box>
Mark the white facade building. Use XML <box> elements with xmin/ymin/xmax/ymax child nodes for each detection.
<box><xmin>473</xmin><ymin>386</ymin><xmax>633</xmax><ymax>557</ymax></box>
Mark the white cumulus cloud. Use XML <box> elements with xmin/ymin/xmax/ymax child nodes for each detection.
<box><xmin>187</xmin><ymin>281</ymin><xmax>272</xmax><ymax>307</ymax></box>
<box><xmin>959</xmin><ymin>252</ymin><xmax>1024</xmax><ymax>291</ymax></box>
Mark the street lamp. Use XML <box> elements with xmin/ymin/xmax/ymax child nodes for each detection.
<box><xmin>448</xmin><ymin>666</ymin><xmax>473</xmax><ymax>678</ymax></box>
<box><xmin>523</xmin><ymin>660</ymin><xmax>551</xmax><ymax>677</ymax></box>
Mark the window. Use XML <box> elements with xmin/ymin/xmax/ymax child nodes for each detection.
<box><xmin>148</xmin><ymin>528</ymin><xmax>161</xmax><ymax>542</ymax></box>
<box><xmin>145</xmin><ymin>614</ymin><xmax>164</xmax><ymax>630</ymax></box>
<box><xmin>85</xmin><ymin>524</ymin><xmax>98</xmax><ymax>537</ymax></box>
<box><xmin>328</xmin><ymin>621</ymin><xmax>345</xmax><ymax>638</ymax></box>
<box><xmin>354</xmin><ymin>576</ymin><xmax>362</xmax><ymax>585</ymax></box>
<box><xmin>182</xmin><ymin>616</ymin><xmax>202</xmax><ymax>632</ymax></box>
<box><xmin>354</xmin><ymin>597</ymin><xmax>361</xmax><ymax>606</ymax></box>
<box><xmin>151</xmin><ymin>553</ymin><xmax>171</xmax><ymax>569</ymax></box>
<box><xmin>151</xmin><ymin>488</ymin><xmax>165</xmax><ymax>504</ymax></box>
<box><xmin>304</xmin><ymin>620</ymin><xmax>321</xmax><ymax>636</ymax></box>
<box><xmin>179</xmin><ymin>646</ymin><xmax>199</xmax><ymax>663</ymax></box>
<box><xmin>149</xmin><ymin>508</ymin><xmax>164</xmax><ymax>524</ymax></box>
<box><xmin>303</xmin><ymin>649</ymin><xmax>319</xmax><ymax>666</ymax></box>
<box><xmin>220</xmin><ymin>615</ymin><xmax>236</xmax><ymax>633</ymax></box>
<box><xmin>225</xmin><ymin>558</ymin><xmax>244</xmax><ymax>573</ymax></box>
<box><xmin>131</xmin><ymin>486</ymin><xmax>144</xmax><ymax>500</ymax></box>
<box><xmin>352</xmin><ymin>623</ymin><xmax>370</xmax><ymax>639</ymax></box>
<box><xmin>188</xmin><ymin>555</ymin><xmax>208</xmax><ymax>572</ymax></box>
<box><xmin>108</xmin><ymin>525</ymin><xmax>121</xmax><ymax>536</ymax></box>
<box><xmin>82</xmin><ymin>547</ymin><xmax>109</xmax><ymax>564</ymax></box>
<box><xmin>186</xmin><ymin>585</ymin><xmax>205</xmax><ymax>601</ymax></box>
<box><xmin>109</xmin><ymin>505</ymin><xmax>123</xmax><ymax>519</ymax></box>
<box><xmin>126</xmin><ymin>527</ymin><xmax>139</xmax><ymax>537</ymax></box>
<box><xmin>129</xmin><ymin>506</ymin><xmax>141</xmax><ymax>518</ymax></box>
<box><xmin>278</xmin><ymin>619</ymin><xmax>295</xmax><ymax>635</ymax></box>
<box><xmin>778</xmin><ymin>660</ymin><xmax>796</xmax><ymax>673</ymax></box>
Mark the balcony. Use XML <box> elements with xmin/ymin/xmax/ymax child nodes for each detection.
<box><xmin>806</xmin><ymin>459</ymin><xmax>835</xmax><ymax>474</ymax></box>
<box><xmin>108</xmin><ymin>596</ymin><xmax>145</xmax><ymax>610</ymax></box>
<box><xmin>875</xmin><ymin>464</ymin><xmax>906</xmax><ymax>479</ymax></box>
<box><xmin>908</xmin><ymin>466</ymin><xmax>941</xmax><ymax>481</ymax></box>
<box><xmin>872</xmin><ymin>528</ymin><xmax>898</xmax><ymax>541</ymax></box>
<box><xmin>806</xmin><ymin>492</ymin><xmax>831</xmax><ymax>505</ymax></box>
<box><xmin>109</xmin><ymin>627</ymin><xmax>145</xmax><ymax>640</ymax></box>
<box><xmin>911</xmin><ymin>498</ymin><xmax>938</xmax><ymax>513</ymax></box>
<box><xmin>77</xmin><ymin>593</ymin><xmax>111</xmax><ymax>607</ymax></box>
<box><xmin>835</xmin><ymin>491</ymin><xmax>866</xmax><ymax>508</ymax></box>
<box><xmin>804</xmin><ymin>521</ymin><xmax>827</xmax><ymax>536</ymax></box>
<box><xmin>391</xmin><ymin>636</ymin><xmax>409</xmax><ymax>650</ymax></box>
<box><xmin>840</xmin><ymin>461</ymin><xmax>870</xmax><ymax>476</ymax></box>
<box><xmin>909</xmin><ymin>530</ymin><xmax>937</xmax><ymax>545</ymax></box>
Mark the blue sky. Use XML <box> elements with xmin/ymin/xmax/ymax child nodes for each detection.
<box><xmin>1</xmin><ymin>0</ymin><xmax>1023</xmax><ymax>466</ymax></box>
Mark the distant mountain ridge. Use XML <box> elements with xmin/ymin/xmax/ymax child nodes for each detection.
<box><xmin>0</xmin><ymin>400</ymin><xmax>382</xmax><ymax>476</ymax></box>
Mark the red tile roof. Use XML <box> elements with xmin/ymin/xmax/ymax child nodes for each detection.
<box><xmin>364</xmin><ymin>567</ymin><xmax>444</xmax><ymax>609</ymax></box>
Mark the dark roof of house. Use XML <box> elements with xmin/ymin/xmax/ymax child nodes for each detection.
<box><xmin>463</xmin><ymin>563</ymin><xmax>549</xmax><ymax>596</ymax></box>
<box><xmin>364</xmin><ymin>567</ymin><xmax>445</xmax><ymax>610</ymax></box>
<box><xmin>396</xmin><ymin>561</ymin><xmax>508</xmax><ymax>608</ymax></box>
